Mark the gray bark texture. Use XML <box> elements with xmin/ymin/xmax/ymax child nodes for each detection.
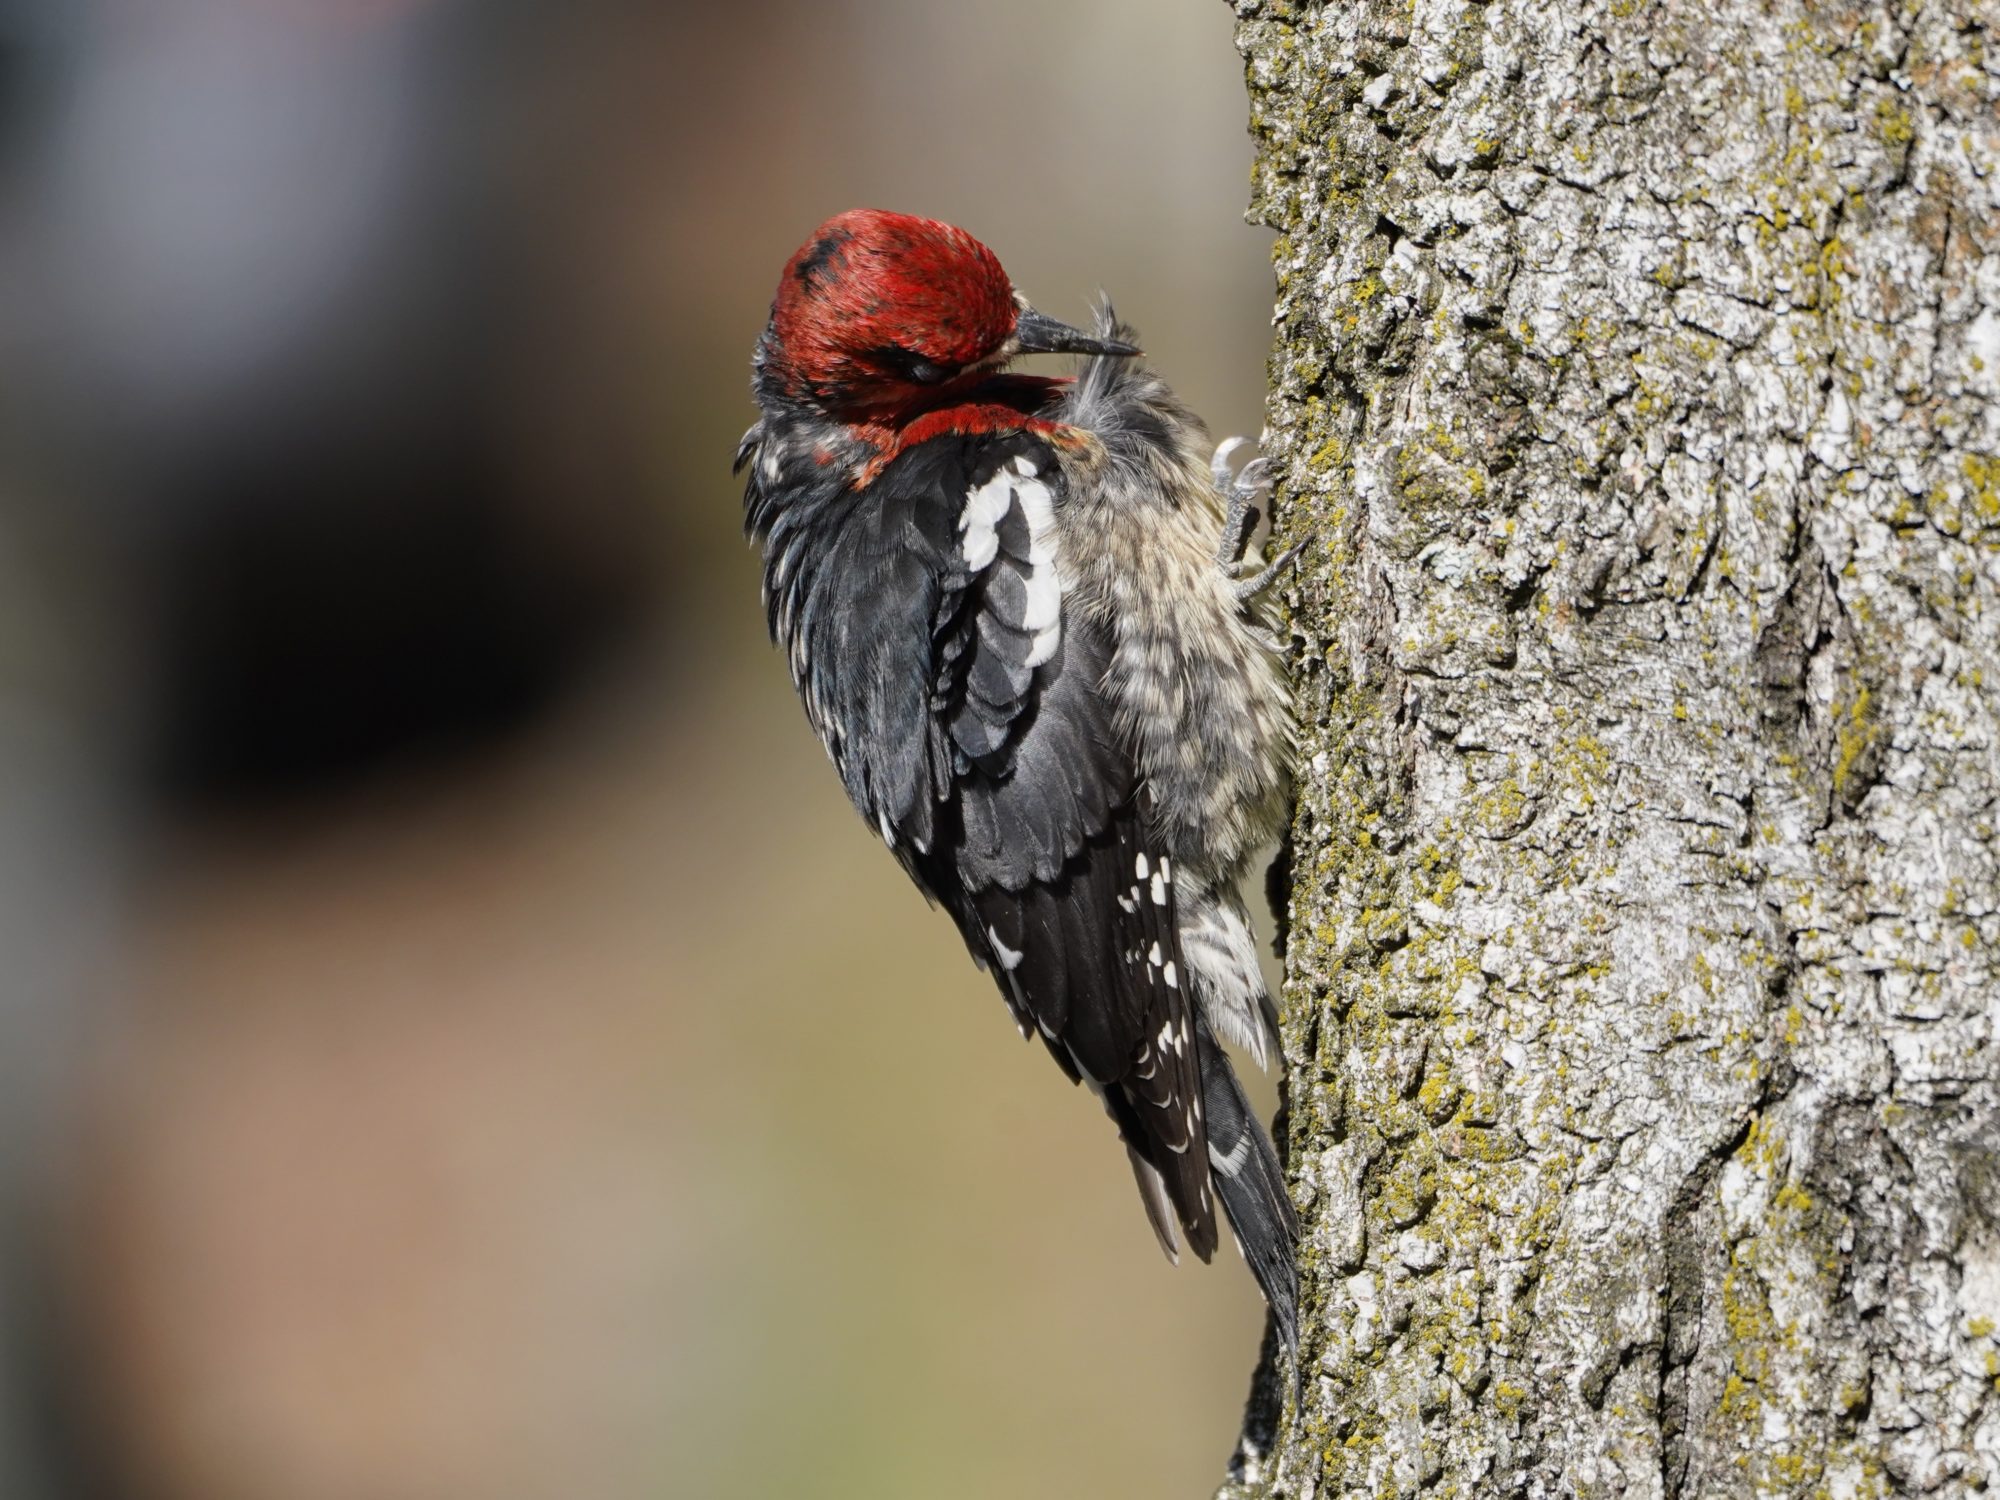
<box><xmin>1225</xmin><ymin>1</ymin><xmax>2000</xmax><ymax>1497</ymax></box>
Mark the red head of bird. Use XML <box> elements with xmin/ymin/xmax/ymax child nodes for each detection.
<box><xmin>756</xmin><ymin>208</ymin><xmax>1136</xmax><ymax>423</ymax></box>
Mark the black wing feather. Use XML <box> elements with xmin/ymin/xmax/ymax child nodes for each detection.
<box><xmin>965</xmin><ymin>798</ymin><xmax>1215</xmax><ymax>1262</ymax></box>
<box><xmin>747</xmin><ymin>423</ymin><xmax>1223</xmax><ymax>1264</ymax></box>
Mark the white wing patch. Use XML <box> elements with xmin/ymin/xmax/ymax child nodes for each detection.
<box><xmin>958</xmin><ymin>456</ymin><xmax>1062</xmax><ymax>668</ymax></box>
<box><xmin>986</xmin><ymin>924</ymin><xmax>1025</xmax><ymax>972</ymax></box>
<box><xmin>1012</xmin><ymin>467</ymin><xmax>1062</xmax><ymax>668</ymax></box>
<box><xmin>958</xmin><ymin>470</ymin><xmax>1013</xmax><ymax>572</ymax></box>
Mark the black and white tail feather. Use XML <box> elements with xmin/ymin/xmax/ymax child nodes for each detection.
<box><xmin>1198</xmin><ymin>1014</ymin><xmax>1298</xmax><ymax>1355</ymax></box>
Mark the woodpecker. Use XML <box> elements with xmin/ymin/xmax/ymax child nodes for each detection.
<box><xmin>737</xmin><ymin>209</ymin><xmax>1300</xmax><ymax>1353</ymax></box>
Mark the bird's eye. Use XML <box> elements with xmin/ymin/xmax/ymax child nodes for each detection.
<box><xmin>871</xmin><ymin>346</ymin><xmax>953</xmax><ymax>385</ymax></box>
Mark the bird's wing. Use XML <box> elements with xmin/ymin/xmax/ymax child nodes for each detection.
<box><xmin>780</xmin><ymin>430</ymin><xmax>1216</xmax><ymax>1261</ymax></box>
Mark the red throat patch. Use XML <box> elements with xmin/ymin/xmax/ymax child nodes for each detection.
<box><xmin>850</xmin><ymin>376</ymin><xmax>1084</xmax><ymax>487</ymax></box>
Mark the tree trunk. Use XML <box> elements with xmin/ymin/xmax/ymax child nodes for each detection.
<box><xmin>1225</xmin><ymin>2</ymin><xmax>2000</xmax><ymax>1496</ymax></box>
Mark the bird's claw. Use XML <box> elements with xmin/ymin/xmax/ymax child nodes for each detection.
<box><xmin>1211</xmin><ymin>435</ymin><xmax>1253</xmax><ymax>492</ymax></box>
<box><xmin>1216</xmin><ymin>438</ymin><xmax>1298</xmax><ymax>597</ymax></box>
<box><xmin>1215</xmin><ymin>440</ymin><xmax>1273</xmax><ymax>569</ymax></box>
<box><xmin>1234</xmin><ymin>535</ymin><xmax>1307</xmax><ymax>603</ymax></box>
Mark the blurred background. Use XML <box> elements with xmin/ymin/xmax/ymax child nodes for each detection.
<box><xmin>0</xmin><ymin>2</ymin><xmax>1276</xmax><ymax>1496</ymax></box>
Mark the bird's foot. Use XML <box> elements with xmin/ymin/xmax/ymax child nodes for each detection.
<box><xmin>1233</xmin><ymin>536</ymin><xmax>1306</xmax><ymax>603</ymax></box>
<box><xmin>1212</xmin><ymin>438</ymin><xmax>1271</xmax><ymax>569</ymax></box>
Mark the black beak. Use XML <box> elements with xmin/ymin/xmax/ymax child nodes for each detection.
<box><xmin>1013</xmin><ymin>306</ymin><xmax>1141</xmax><ymax>358</ymax></box>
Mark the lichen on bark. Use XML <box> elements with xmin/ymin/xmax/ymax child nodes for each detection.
<box><xmin>1225</xmin><ymin>1</ymin><xmax>2000</xmax><ymax>1495</ymax></box>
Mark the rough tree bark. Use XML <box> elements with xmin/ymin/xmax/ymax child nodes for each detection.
<box><xmin>1224</xmin><ymin>1</ymin><xmax>2000</xmax><ymax>1496</ymax></box>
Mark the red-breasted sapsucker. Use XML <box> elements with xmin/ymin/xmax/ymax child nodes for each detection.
<box><xmin>736</xmin><ymin>209</ymin><xmax>1299</xmax><ymax>1352</ymax></box>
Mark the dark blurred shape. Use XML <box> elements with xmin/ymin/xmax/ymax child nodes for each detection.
<box><xmin>138</xmin><ymin>347</ymin><xmax>642</xmax><ymax>803</ymax></box>
<box><xmin>12</xmin><ymin>0</ymin><xmax>663</xmax><ymax>806</ymax></box>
